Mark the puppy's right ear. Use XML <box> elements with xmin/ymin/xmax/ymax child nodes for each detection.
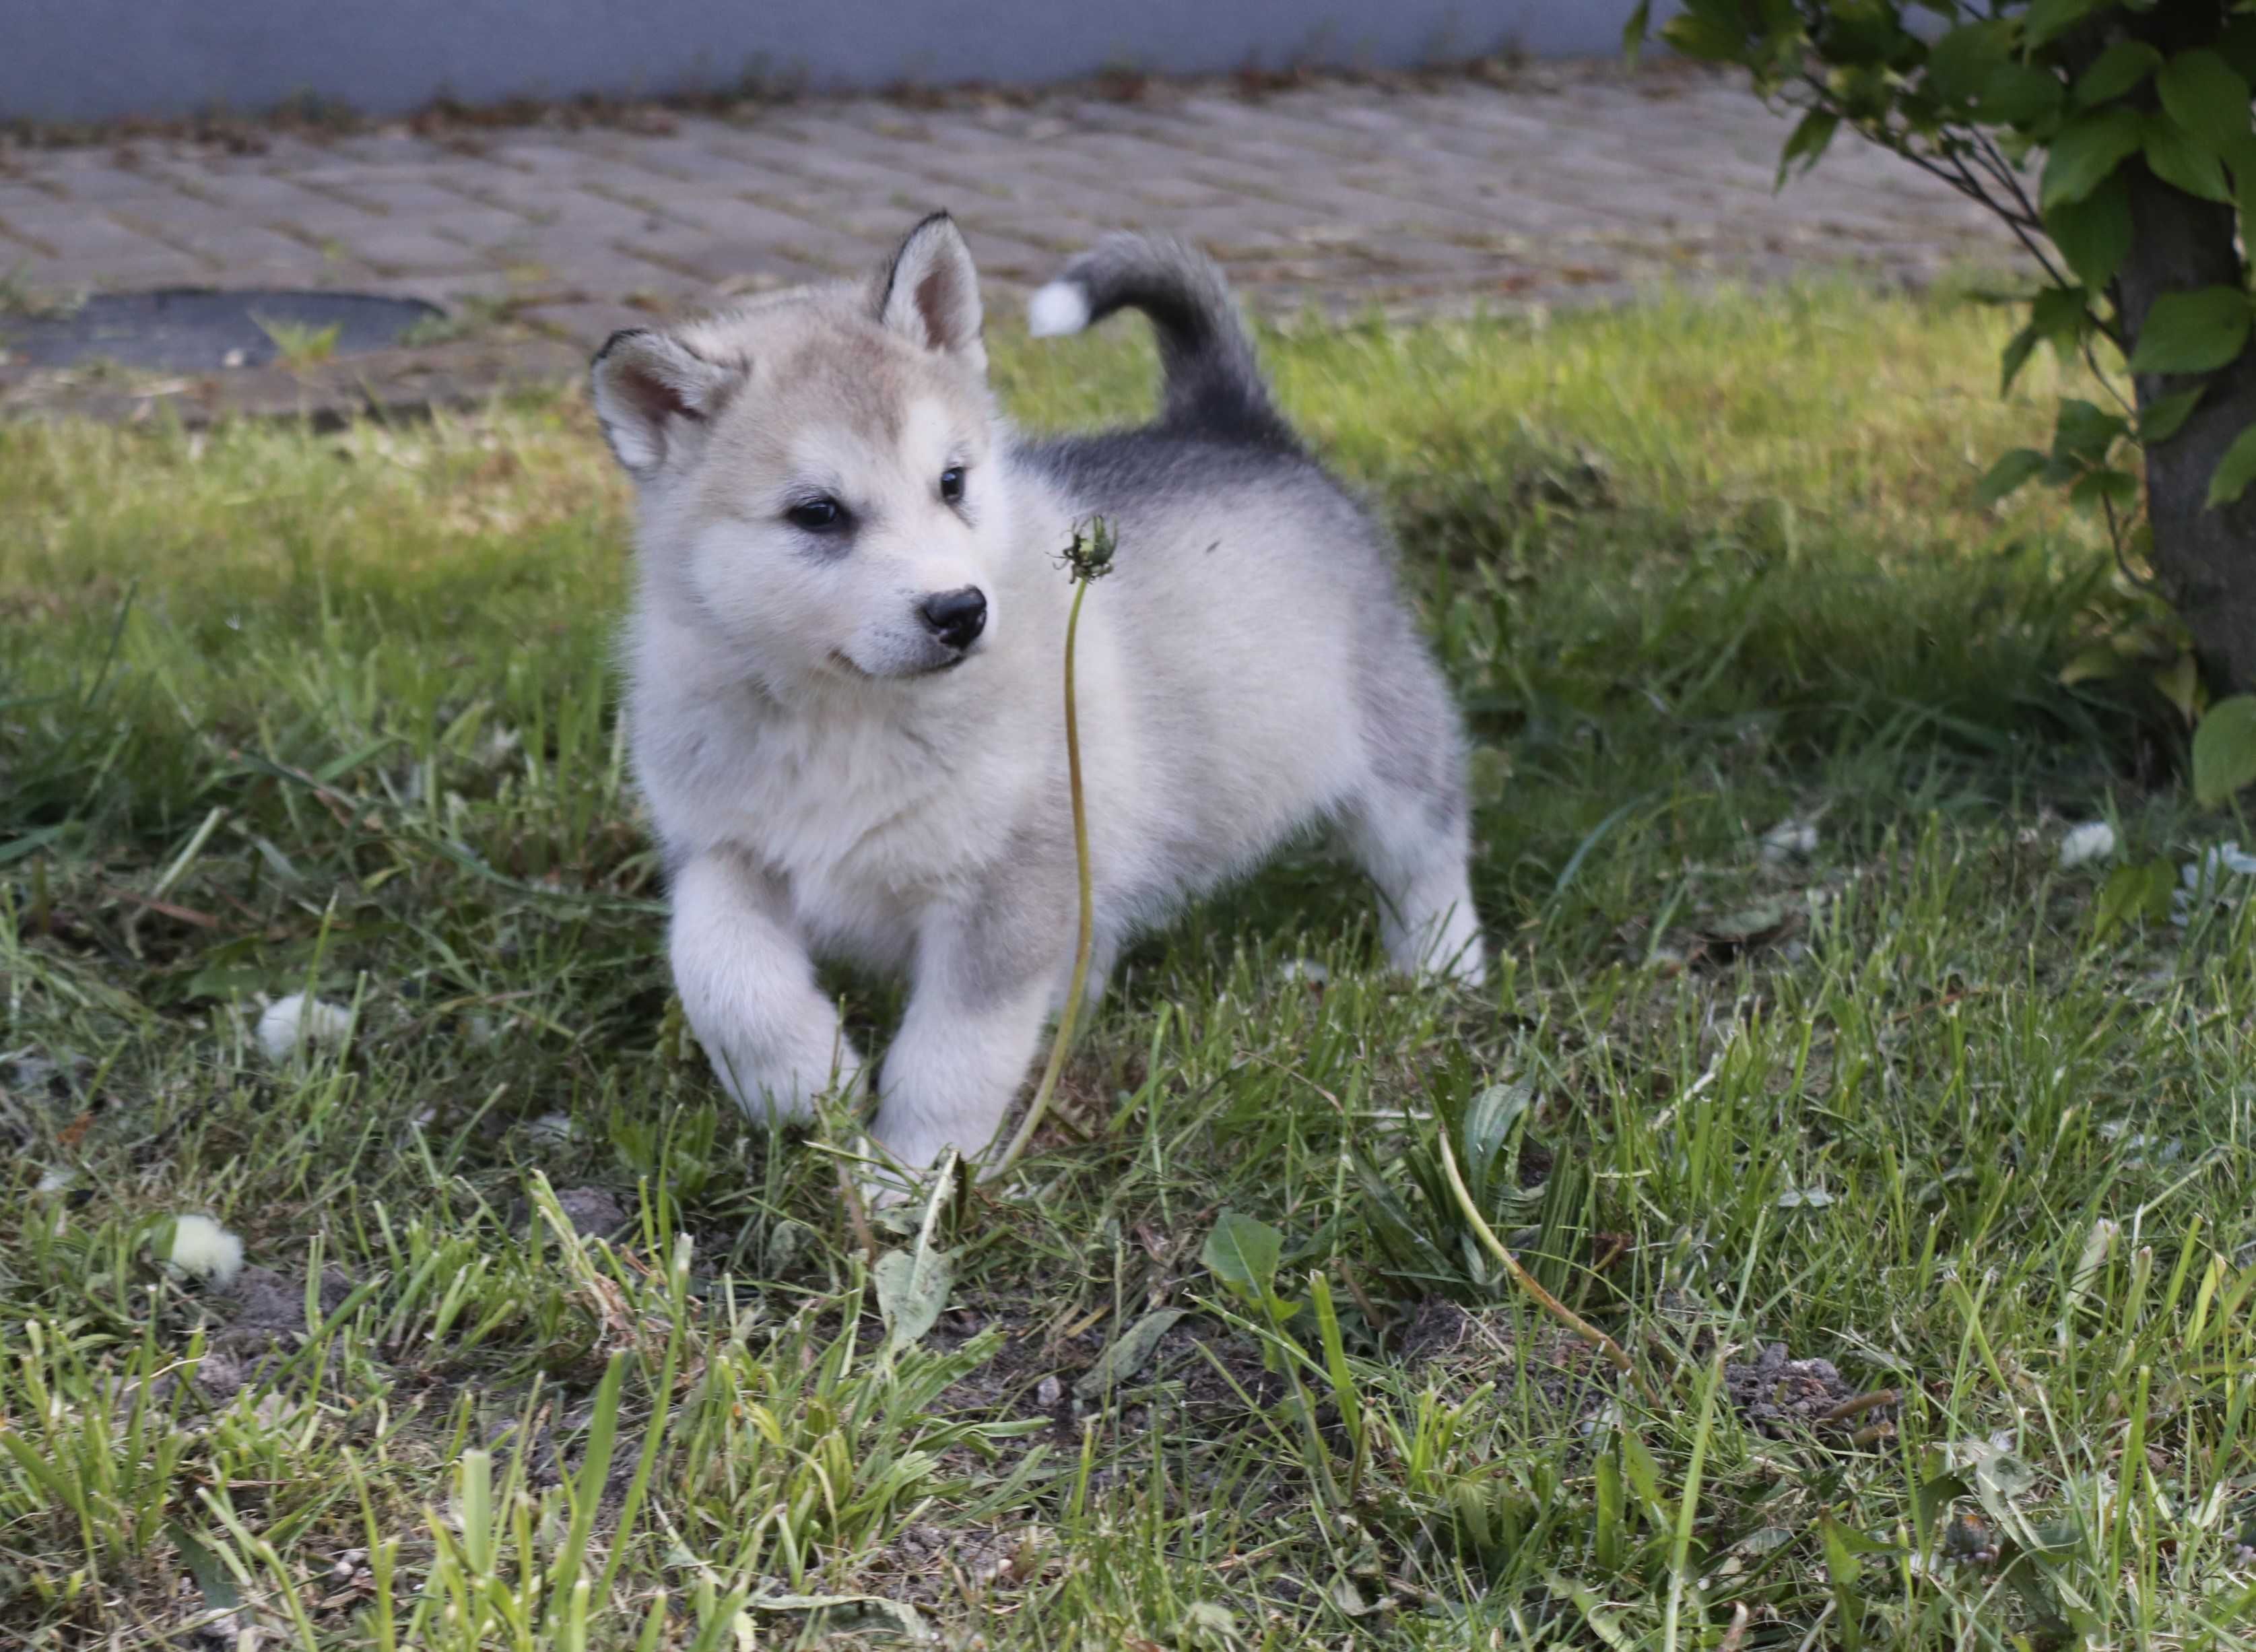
<box><xmin>589</xmin><ymin>329</ymin><xmax>743</xmax><ymax>478</ymax></box>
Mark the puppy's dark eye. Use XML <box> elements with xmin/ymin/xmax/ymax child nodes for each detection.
<box><xmin>939</xmin><ymin>467</ymin><xmax>966</xmax><ymax>504</ymax></box>
<box><xmin>787</xmin><ymin>497</ymin><xmax>844</xmax><ymax>532</ymax></box>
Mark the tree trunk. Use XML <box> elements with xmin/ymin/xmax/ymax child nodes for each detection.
<box><xmin>2117</xmin><ymin>158</ymin><xmax>2256</xmax><ymax>694</ymax></box>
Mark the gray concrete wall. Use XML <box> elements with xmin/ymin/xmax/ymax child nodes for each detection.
<box><xmin>3</xmin><ymin>2</ymin><xmax>1673</xmax><ymax>125</ymax></box>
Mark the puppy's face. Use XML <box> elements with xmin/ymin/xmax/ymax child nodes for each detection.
<box><xmin>593</xmin><ymin>214</ymin><xmax>1010</xmax><ymax>690</ymax></box>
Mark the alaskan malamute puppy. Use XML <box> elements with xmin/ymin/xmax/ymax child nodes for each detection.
<box><xmin>592</xmin><ymin>212</ymin><xmax>1484</xmax><ymax>1175</ymax></box>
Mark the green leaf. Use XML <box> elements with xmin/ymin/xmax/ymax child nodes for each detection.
<box><xmin>1202</xmin><ymin>1210</ymin><xmax>1284</xmax><ymax>1299</ymax></box>
<box><xmin>1459</xmin><ymin>1080</ymin><xmax>1535</xmax><ymax>1207</ymax></box>
<box><xmin>1622</xmin><ymin>1</ymin><xmax>1653</xmax><ymax>65</ymax></box>
<box><xmin>872</xmin><ymin>1151</ymin><xmax>960</xmax><ymax>1354</ymax></box>
<box><xmin>2138</xmin><ymin>385</ymin><xmax>2206</xmax><ymax>444</ymax></box>
<box><xmin>1661</xmin><ymin>12</ymin><xmax>1749</xmax><ymax>62</ymax></box>
<box><xmin>2143</xmin><ymin>112</ymin><xmax>2233</xmax><ymax>204</ymax></box>
<box><xmin>2194</xmin><ymin>696</ymin><xmax>2256</xmax><ymax>805</ymax></box>
<box><xmin>871</xmin><ymin>1243</ymin><xmax>953</xmax><ymax>1352</ymax></box>
<box><xmin>2073</xmin><ymin>40</ymin><xmax>2164</xmax><ymax>108</ymax></box>
<box><xmin>749</xmin><ymin>1593</ymin><xmax>931</xmax><ymax>1641</ymax></box>
<box><xmin>2051</xmin><ymin>398</ymin><xmax>2129</xmax><ymax>464</ymax></box>
<box><xmin>1981</xmin><ymin>62</ymin><xmax>2067</xmax><ymax>127</ymax></box>
<box><xmin>2094</xmin><ymin>859</ymin><xmax>2177</xmax><ymax>936</ymax></box>
<box><xmin>1593</xmin><ymin>1449</ymin><xmax>1626</xmax><ymax>1571</ymax></box>
<box><xmin>0</xmin><ymin>1430</ymin><xmax>75</xmax><ymax>1512</ymax></box>
<box><xmin>2128</xmin><ymin>286</ymin><xmax>2254</xmax><ymax>374</ymax></box>
<box><xmin>1819</xmin><ymin>1513</ymin><xmax>1867</xmax><ymax>1652</ymax></box>
<box><xmin>2205</xmin><ymin>421</ymin><xmax>2256</xmax><ymax>507</ymax></box>
<box><xmin>2041</xmin><ymin>108</ymin><xmax>2145</xmax><ymax>211</ymax></box>
<box><xmin>2029</xmin><ymin>284</ymin><xmax>2094</xmax><ymax>364</ymax></box>
<box><xmin>2024</xmin><ymin>0</ymin><xmax>2104</xmax><ymax>50</ymax></box>
<box><xmin>2221</xmin><ymin>18</ymin><xmax>2256</xmax><ymax>86</ymax></box>
<box><xmin>170</xmin><ymin>1523</ymin><xmax>240</xmax><ymax>1617</ymax></box>
<box><xmin>2000</xmin><ymin>323</ymin><xmax>2041</xmax><ymax>394</ymax></box>
<box><xmin>2044</xmin><ymin>172</ymin><xmax>2133</xmax><ymax>290</ymax></box>
<box><xmin>1618</xmin><ymin>1426</ymin><xmax>1665</xmax><ymax>1519</ymax></box>
<box><xmin>2157</xmin><ymin>48</ymin><xmax>2253</xmax><ymax>150</ymax></box>
<box><xmin>2224</xmin><ymin>130</ymin><xmax>2256</xmax><ymax>226</ymax></box>
<box><xmin>1926</xmin><ymin>21</ymin><xmax>2013</xmax><ymax>106</ymax></box>
<box><xmin>1075</xmin><ymin>1307</ymin><xmax>1187</xmax><ymax>1398</ymax></box>
<box><xmin>1777</xmin><ymin>110</ymin><xmax>1838</xmax><ymax>187</ymax></box>
<box><xmin>1975</xmin><ymin>447</ymin><xmax>2049</xmax><ymax>505</ymax></box>
<box><xmin>2058</xmin><ymin>643</ymin><xmax>2126</xmax><ymax>686</ymax></box>
<box><xmin>0</xmin><ymin>824</ymin><xmax>67</xmax><ymax>868</ymax></box>
<box><xmin>2068</xmin><ymin>467</ymin><xmax>2139</xmax><ymax>512</ymax></box>
<box><xmin>2157</xmin><ymin>651</ymin><xmax>2203</xmax><ymax>725</ymax></box>
<box><xmin>1913</xmin><ymin>1470</ymin><xmax>1972</xmax><ymax>1530</ymax></box>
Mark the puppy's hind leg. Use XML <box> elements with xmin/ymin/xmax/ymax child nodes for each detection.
<box><xmin>1343</xmin><ymin>792</ymin><xmax>1486</xmax><ymax>986</ymax></box>
<box><xmin>668</xmin><ymin>851</ymin><xmax>863</xmax><ymax>1126</ymax></box>
<box><xmin>1343</xmin><ymin>633</ymin><xmax>1487</xmax><ymax>986</ymax></box>
<box><xmin>1338</xmin><ymin>729</ymin><xmax>1488</xmax><ymax>992</ymax></box>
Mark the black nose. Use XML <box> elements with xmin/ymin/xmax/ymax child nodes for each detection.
<box><xmin>918</xmin><ymin>586</ymin><xmax>987</xmax><ymax>651</ymax></box>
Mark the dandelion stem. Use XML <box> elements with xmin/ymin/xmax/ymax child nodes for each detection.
<box><xmin>991</xmin><ymin>570</ymin><xmax>1098</xmax><ymax>1180</ymax></box>
<box><xmin>1436</xmin><ymin>1129</ymin><xmax>1658</xmax><ymax>1404</ymax></box>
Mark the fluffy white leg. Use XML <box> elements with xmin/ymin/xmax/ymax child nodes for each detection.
<box><xmin>1344</xmin><ymin>807</ymin><xmax>1488</xmax><ymax>987</ymax></box>
<box><xmin>869</xmin><ymin>976</ymin><xmax>1053</xmax><ymax>1172</ymax></box>
<box><xmin>669</xmin><ymin>853</ymin><xmax>862</xmax><ymax>1125</ymax></box>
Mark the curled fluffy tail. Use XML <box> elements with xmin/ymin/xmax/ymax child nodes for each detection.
<box><xmin>1028</xmin><ymin>233</ymin><xmax>1289</xmax><ymax>445</ymax></box>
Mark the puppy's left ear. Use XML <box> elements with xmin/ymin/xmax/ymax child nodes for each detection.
<box><xmin>589</xmin><ymin>328</ymin><xmax>744</xmax><ymax>480</ymax></box>
<box><xmin>876</xmin><ymin>212</ymin><xmax>985</xmax><ymax>370</ymax></box>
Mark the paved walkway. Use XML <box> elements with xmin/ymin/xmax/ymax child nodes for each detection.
<box><xmin>0</xmin><ymin>61</ymin><xmax>2024</xmax><ymax>421</ymax></box>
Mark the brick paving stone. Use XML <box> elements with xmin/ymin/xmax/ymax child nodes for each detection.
<box><xmin>519</xmin><ymin>298</ymin><xmax>663</xmax><ymax>349</ymax></box>
<box><xmin>0</xmin><ymin>59</ymin><xmax>2033</xmax><ymax>424</ymax></box>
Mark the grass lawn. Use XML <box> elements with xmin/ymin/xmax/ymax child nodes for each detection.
<box><xmin>3</xmin><ymin>278</ymin><xmax>2254</xmax><ymax>1649</ymax></box>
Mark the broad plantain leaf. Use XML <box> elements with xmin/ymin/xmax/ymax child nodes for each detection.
<box><xmin>873</xmin><ymin>1148</ymin><xmax>960</xmax><ymax>1353</ymax></box>
<box><xmin>872</xmin><ymin>1245</ymin><xmax>952</xmax><ymax>1352</ymax></box>
<box><xmin>1075</xmin><ymin>1307</ymin><xmax>1188</xmax><ymax>1399</ymax></box>
<box><xmin>2192</xmin><ymin>694</ymin><xmax>2256</xmax><ymax>805</ymax></box>
<box><xmin>1819</xmin><ymin>1513</ymin><xmax>1867</xmax><ymax>1652</ymax></box>
<box><xmin>1202</xmin><ymin>1210</ymin><xmax>1284</xmax><ymax>1299</ymax></box>
<box><xmin>1459</xmin><ymin>1080</ymin><xmax>1534</xmax><ymax>1208</ymax></box>
<box><xmin>2094</xmin><ymin>859</ymin><xmax>2178</xmax><ymax>937</ymax></box>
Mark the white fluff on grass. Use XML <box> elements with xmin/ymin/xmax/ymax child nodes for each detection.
<box><xmin>257</xmin><ymin>992</ymin><xmax>354</xmax><ymax>1062</ymax></box>
<box><xmin>165</xmin><ymin>1214</ymin><xmax>244</xmax><ymax>1285</ymax></box>
<box><xmin>2059</xmin><ymin>821</ymin><xmax>2117</xmax><ymax>869</ymax></box>
<box><xmin>2172</xmin><ymin>840</ymin><xmax>2256</xmax><ymax>927</ymax></box>
<box><xmin>1760</xmin><ymin>818</ymin><xmax>1820</xmax><ymax>863</ymax></box>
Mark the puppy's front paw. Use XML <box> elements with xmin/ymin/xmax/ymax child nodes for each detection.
<box><xmin>702</xmin><ymin>1035</ymin><xmax>865</xmax><ymax>1130</ymax></box>
<box><xmin>1429</xmin><ymin>942</ymin><xmax>1487</xmax><ymax>990</ymax></box>
<box><xmin>850</xmin><ymin>1136</ymin><xmax>923</xmax><ymax>1213</ymax></box>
